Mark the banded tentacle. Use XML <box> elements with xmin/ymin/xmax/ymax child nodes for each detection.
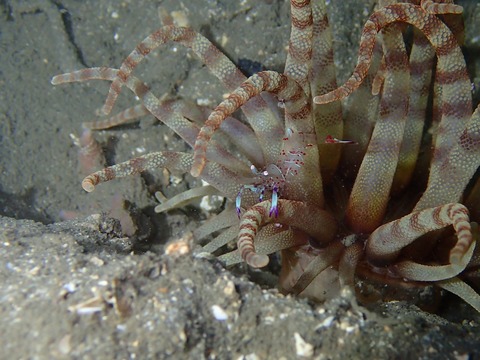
<box><xmin>391</xmin><ymin>28</ymin><xmax>435</xmax><ymax>193</ymax></box>
<box><xmin>80</xmin><ymin>151</ymin><xmax>191</xmax><ymax>193</ymax></box>
<box><xmin>101</xmin><ymin>25</ymin><xmax>283</xmax><ymax>165</ymax></box>
<box><xmin>77</xmin><ymin>128</ymin><xmax>105</xmax><ymax>175</ymax></box>
<box><xmin>366</xmin><ymin>203</ymin><xmax>474</xmax><ymax>281</ymax></box>
<box><xmin>311</xmin><ymin>4</ymin><xmax>472</xmax><ymax>211</ymax></box>
<box><xmin>83</xmin><ymin>104</ymin><xmax>150</xmax><ymax>130</ymax></box>
<box><xmin>419</xmin><ymin>106</ymin><xmax>480</xmax><ymax>210</ymax></box>
<box><xmin>284</xmin><ymin>0</ymin><xmax>313</xmax><ymax>97</ymax></box>
<box><xmin>310</xmin><ymin>0</ymin><xmax>344</xmax><ymax>182</ymax></box>
<box><xmin>237</xmin><ymin>199</ymin><xmax>337</xmax><ymax>268</ymax></box>
<box><xmin>103</xmin><ymin>26</ymin><xmax>247</xmax><ymax>112</ymax></box>
<box><xmin>80</xmin><ymin>151</ymin><xmax>251</xmax><ymax>204</ymax></box>
<box><xmin>53</xmin><ymin>68</ymin><xmax>258</xmax><ymax>170</ymax></box>
<box><xmin>420</xmin><ymin>0</ymin><xmax>463</xmax><ymax>14</ymax></box>
<box><xmin>191</xmin><ymin>70</ymin><xmax>323</xmax><ymax>207</ymax></box>
<box><xmin>345</xmin><ymin>24</ymin><xmax>410</xmax><ymax>233</ymax></box>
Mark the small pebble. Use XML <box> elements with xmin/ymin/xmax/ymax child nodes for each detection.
<box><xmin>294</xmin><ymin>332</ymin><xmax>313</xmax><ymax>358</ymax></box>
<box><xmin>211</xmin><ymin>305</ymin><xmax>228</xmax><ymax>321</ymax></box>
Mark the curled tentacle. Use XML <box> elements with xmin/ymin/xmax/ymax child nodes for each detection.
<box><xmin>237</xmin><ymin>199</ymin><xmax>337</xmax><ymax>268</ymax></box>
<box><xmin>314</xmin><ymin>3</ymin><xmax>471</xmax><ymax>131</ymax></box>
<box><xmin>191</xmin><ymin>70</ymin><xmax>312</xmax><ymax>177</ymax></box>
<box><xmin>366</xmin><ymin>203</ymin><xmax>474</xmax><ymax>280</ymax></box>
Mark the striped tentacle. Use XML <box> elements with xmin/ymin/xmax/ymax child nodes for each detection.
<box><xmin>81</xmin><ymin>151</ymin><xmax>193</xmax><ymax>192</ymax></box>
<box><xmin>83</xmin><ymin>104</ymin><xmax>150</xmax><ymax>130</ymax></box>
<box><xmin>103</xmin><ymin>26</ymin><xmax>247</xmax><ymax>113</ymax></box>
<box><xmin>77</xmin><ymin>128</ymin><xmax>105</xmax><ymax>175</ymax></box>
<box><xmin>340</xmin><ymin>42</ymin><xmax>382</xmax><ymax>180</ymax></box>
<box><xmin>237</xmin><ymin>199</ymin><xmax>337</xmax><ymax>268</ymax></box>
<box><xmin>284</xmin><ymin>0</ymin><xmax>313</xmax><ymax>97</ymax></box>
<box><xmin>417</xmin><ymin>105</ymin><xmax>480</xmax><ymax>211</ymax></box>
<box><xmin>420</xmin><ymin>0</ymin><xmax>463</xmax><ymax>15</ymax></box>
<box><xmin>421</xmin><ymin>0</ymin><xmax>465</xmax><ymax>140</ymax></box>
<box><xmin>366</xmin><ymin>203</ymin><xmax>474</xmax><ymax>281</ymax></box>
<box><xmin>310</xmin><ymin>0</ymin><xmax>344</xmax><ymax>182</ymax></box>
<box><xmin>53</xmin><ymin>68</ymin><xmax>255</xmax><ymax>171</ymax></box>
<box><xmin>219</xmin><ymin>227</ymin><xmax>308</xmax><ymax>267</ymax></box>
<box><xmin>191</xmin><ymin>70</ymin><xmax>312</xmax><ymax>174</ymax></box>
<box><xmin>80</xmin><ymin>151</ymin><xmax>251</xmax><ymax>203</ymax></box>
<box><xmin>345</xmin><ymin>24</ymin><xmax>410</xmax><ymax>234</ymax></box>
<box><xmin>414</xmin><ymin>4</ymin><xmax>477</xmax><ymax>210</ymax></box>
<box><xmin>391</xmin><ymin>29</ymin><xmax>435</xmax><ymax>193</ymax></box>
<box><xmin>308</xmin><ymin>3</ymin><xmax>472</xmax><ymax>210</ymax></box>
<box><xmin>52</xmin><ymin>68</ymin><xmax>197</xmax><ymax>146</ymax></box>
<box><xmin>102</xmin><ymin>25</ymin><xmax>282</xmax><ymax>165</ymax></box>
<box><xmin>191</xmin><ymin>70</ymin><xmax>323</xmax><ymax>206</ymax></box>
<box><xmin>410</xmin><ymin>2</ymin><xmax>465</xmax><ymax>186</ymax></box>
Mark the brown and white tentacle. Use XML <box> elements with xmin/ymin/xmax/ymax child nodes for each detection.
<box><xmin>101</xmin><ymin>25</ymin><xmax>283</xmax><ymax>165</ymax></box>
<box><xmin>191</xmin><ymin>70</ymin><xmax>323</xmax><ymax>206</ymax></box>
<box><xmin>77</xmin><ymin>128</ymin><xmax>105</xmax><ymax>175</ymax></box>
<box><xmin>80</xmin><ymin>151</ymin><xmax>251</xmax><ymax>203</ymax></box>
<box><xmin>391</xmin><ymin>28</ymin><xmax>435</xmax><ymax>193</ymax></box>
<box><xmin>284</xmin><ymin>0</ymin><xmax>313</xmax><ymax>97</ymax></box>
<box><xmin>420</xmin><ymin>0</ymin><xmax>463</xmax><ymax>15</ymax></box>
<box><xmin>366</xmin><ymin>203</ymin><xmax>474</xmax><ymax>281</ymax></box>
<box><xmin>219</xmin><ymin>226</ymin><xmax>309</xmax><ymax>267</ymax></box>
<box><xmin>53</xmin><ymin>67</ymin><xmax>259</xmax><ymax>171</ymax></box>
<box><xmin>191</xmin><ymin>71</ymin><xmax>313</xmax><ymax>177</ymax></box>
<box><xmin>345</xmin><ymin>24</ymin><xmax>410</xmax><ymax>234</ymax></box>
<box><xmin>82</xmin><ymin>104</ymin><xmax>150</xmax><ymax>130</ymax></box>
<box><xmin>308</xmin><ymin>4</ymin><xmax>472</xmax><ymax>210</ymax></box>
<box><xmin>237</xmin><ymin>199</ymin><xmax>337</xmax><ymax>268</ymax></box>
<box><xmin>310</xmin><ymin>0</ymin><xmax>344</xmax><ymax>182</ymax></box>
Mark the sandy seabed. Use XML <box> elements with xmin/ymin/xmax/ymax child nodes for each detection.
<box><xmin>1</xmin><ymin>1</ymin><xmax>480</xmax><ymax>358</ymax></box>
